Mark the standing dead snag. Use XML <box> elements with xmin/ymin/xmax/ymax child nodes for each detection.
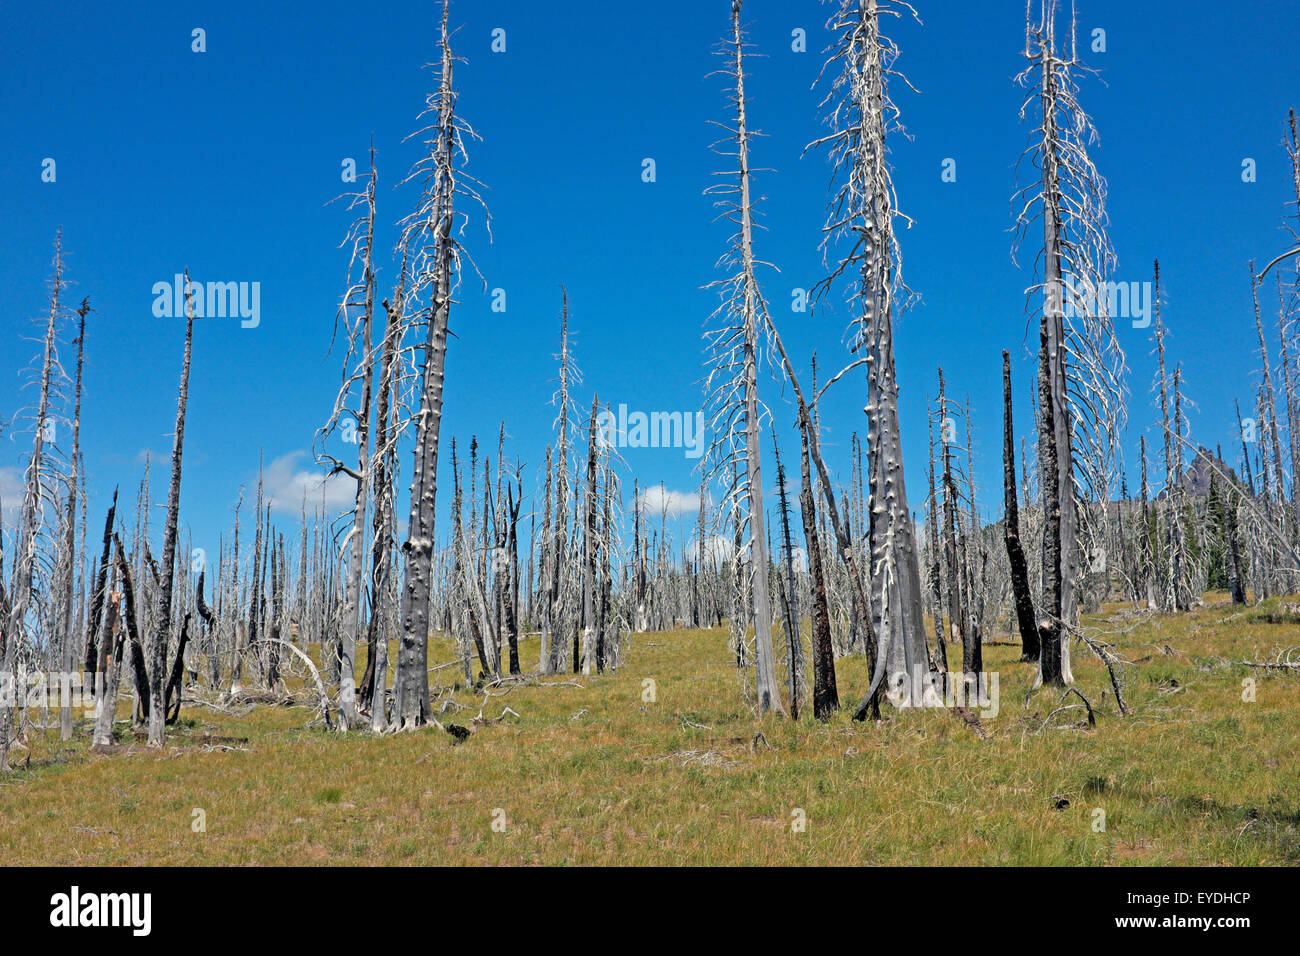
<box><xmin>1</xmin><ymin>233</ymin><xmax>69</xmax><ymax>770</ymax></box>
<box><xmin>543</xmin><ymin>294</ymin><xmax>581</xmax><ymax>674</ymax></box>
<box><xmin>319</xmin><ymin>144</ymin><xmax>378</xmax><ymax>731</ymax></box>
<box><xmin>91</xmin><ymin>566</ymin><xmax>123</xmax><ymax>749</ymax></box>
<box><xmin>772</xmin><ymin>436</ymin><xmax>804</xmax><ymax>719</ymax></box>
<box><xmin>361</xmin><ymin>276</ymin><xmax>406</xmax><ymax>730</ymax></box>
<box><xmin>1002</xmin><ymin>351</ymin><xmax>1040</xmax><ymax>661</ymax></box>
<box><xmin>797</xmin><ymin>424</ymin><xmax>838</xmax><ymax>719</ymax></box>
<box><xmin>937</xmin><ymin>370</ymin><xmax>966</xmax><ymax>654</ymax></box>
<box><xmin>58</xmin><ymin>297</ymin><xmax>91</xmax><ymax>740</ymax></box>
<box><xmin>1152</xmin><ymin>263</ymin><xmax>1195</xmax><ymax>611</ymax></box>
<box><xmin>810</xmin><ymin>0</ymin><xmax>929</xmax><ymax>715</ymax></box>
<box><xmin>924</xmin><ymin>410</ymin><xmax>949</xmax><ymax>686</ymax></box>
<box><xmin>84</xmin><ymin>489</ymin><xmax>119</xmax><ymax>692</ymax></box>
<box><xmin>1257</xmin><ymin>109</ymin><xmax>1300</xmax><ymax>285</ymax></box>
<box><xmin>394</xmin><ymin>0</ymin><xmax>488</xmax><ymax>728</ymax></box>
<box><xmin>113</xmin><ymin>534</ymin><xmax>152</xmax><ymax>727</ymax></box>
<box><xmin>1014</xmin><ymin>0</ymin><xmax>1126</xmax><ymax>684</ymax></box>
<box><xmin>1038</xmin><ymin>313</ymin><xmax>1065</xmax><ymax>686</ymax></box>
<box><xmin>149</xmin><ymin>268</ymin><xmax>198</xmax><ymax>747</ymax></box>
<box><xmin>702</xmin><ymin>0</ymin><xmax>784</xmax><ymax>715</ymax></box>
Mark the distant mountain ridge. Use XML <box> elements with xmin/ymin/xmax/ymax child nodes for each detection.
<box><xmin>1153</xmin><ymin>446</ymin><xmax>1241</xmax><ymax>500</ymax></box>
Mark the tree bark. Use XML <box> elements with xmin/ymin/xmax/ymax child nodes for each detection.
<box><xmin>1002</xmin><ymin>351</ymin><xmax>1040</xmax><ymax>661</ymax></box>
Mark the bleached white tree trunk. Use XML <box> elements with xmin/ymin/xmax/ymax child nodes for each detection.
<box><xmin>1014</xmin><ymin>0</ymin><xmax>1127</xmax><ymax>685</ymax></box>
<box><xmin>1</xmin><ymin>235</ymin><xmax>67</xmax><ymax>768</ymax></box>
<box><xmin>703</xmin><ymin>0</ymin><xmax>784</xmax><ymax>715</ymax></box>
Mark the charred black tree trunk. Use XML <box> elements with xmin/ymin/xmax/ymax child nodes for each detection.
<box><xmin>799</xmin><ymin>423</ymin><xmax>838</xmax><ymax>719</ymax></box>
<box><xmin>84</xmin><ymin>489</ymin><xmax>119</xmax><ymax>686</ymax></box>
<box><xmin>1038</xmin><ymin>325</ymin><xmax>1065</xmax><ymax>687</ymax></box>
<box><xmin>772</xmin><ymin>435</ymin><xmax>802</xmax><ymax>721</ymax></box>
<box><xmin>925</xmin><ymin>413</ymin><xmax>949</xmax><ymax>690</ymax></box>
<box><xmin>1002</xmin><ymin>351</ymin><xmax>1040</xmax><ymax>662</ymax></box>
<box><xmin>114</xmin><ymin>535</ymin><xmax>153</xmax><ymax>721</ymax></box>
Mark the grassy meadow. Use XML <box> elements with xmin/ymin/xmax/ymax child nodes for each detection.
<box><xmin>2</xmin><ymin>593</ymin><xmax>1298</xmax><ymax>865</ymax></box>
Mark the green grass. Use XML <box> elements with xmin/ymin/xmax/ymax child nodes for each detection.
<box><xmin>2</xmin><ymin>592</ymin><xmax>1298</xmax><ymax>865</ymax></box>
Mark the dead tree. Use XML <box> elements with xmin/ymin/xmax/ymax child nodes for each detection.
<box><xmin>361</xmin><ymin>274</ymin><xmax>408</xmax><ymax>730</ymax></box>
<box><xmin>543</xmin><ymin>294</ymin><xmax>581</xmax><ymax>674</ymax></box>
<box><xmin>1152</xmin><ymin>273</ymin><xmax>1194</xmax><ymax>612</ymax></box>
<box><xmin>319</xmin><ymin>145</ymin><xmax>378</xmax><ymax>730</ymax></box>
<box><xmin>1037</xmin><ymin>314</ymin><xmax>1065</xmax><ymax>686</ymax></box>
<box><xmin>937</xmin><ymin>370</ymin><xmax>967</xmax><ymax>654</ymax></box>
<box><xmin>58</xmin><ymin>297</ymin><xmax>91</xmax><ymax>740</ymax></box>
<box><xmin>798</xmin><ymin>419</ymin><xmax>839</xmax><ymax>719</ymax></box>
<box><xmin>91</xmin><ymin>567</ymin><xmax>123</xmax><ymax>749</ymax></box>
<box><xmin>772</xmin><ymin>435</ymin><xmax>804</xmax><ymax>719</ymax></box>
<box><xmin>580</xmin><ymin>396</ymin><xmax>600</xmax><ymax>674</ymax></box>
<box><xmin>148</xmin><ymin>268</ymin><xmax>198</xmax><ymax>747</ymax></box>
<box><xmin>810</xmin><ymin>0</ymin><xmax>929</xmax><ymax>710</ymax></box>
<box><xmin>113</xmin><ymin>535</ymin><xmax>152</xmax><ymax>727</ymax></box>
<box><xmin>1</xmin><ymin>234</ymin><xmax>69</xmax><ymax>769</ymax></box>
<box><xmin>84</xmin><ymin>489</ymin><xmax>118</xmax><ymax>690</ymax></box>
<box><xmin>702</xmin><ymin>0</ymin><xmax>783</xmax><ymax>714</ymax></box>
<box><xmin>1014</xmin><ymin>0</ymin><xmax>1126</xmax><ymax>684</ymax></box>
<box><xmin>924</xmin><ymin>410</ymin><xmax>949</xmax><ymax>686</ymax></box>
<box><xmin>1257</xmin><ymin>109</ymin><xmax>1300</xmax><ymax>284</ymax></box>
<box><xmin>1002</xmin><ymin>351</ymin><xmax>1040</xmax><ymax>661</ymax></box>
<box><xmin>394</xmin><ymin>0</ymin><xmax>488</xmax><ymax>728</ymax></box>
<box><xmin>1137</xmin><ymin>437</ymin><xmax>1156</xmax><ymax>608</ymax></box>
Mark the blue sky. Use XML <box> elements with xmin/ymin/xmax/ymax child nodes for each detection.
<box><xmin>3</xmin><ymin>0</ymin><xmax>1298</xmax><ymax>559</ymax></box>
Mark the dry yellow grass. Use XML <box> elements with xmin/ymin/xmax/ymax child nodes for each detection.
<box><xmin>1</xmin><ymin>592</ymin><xmax>1298</xmax><ymax>865</ymax></box>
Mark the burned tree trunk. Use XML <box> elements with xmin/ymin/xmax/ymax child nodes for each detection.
<box><xmin>580</xmin><ymin>395</ymin><xmax>599</xmax><ymax>676</ymax></box>
<box><xmin>799</xmin><ymin>421</ymin><xmax>838</xmax><ymax>719</ymax></box>
<box><xmin>925</xmin><ymin>412</ymin><xmax>949</xmax><ymax>687</ymax></box>
<box><xmin>1</xmin><ymin>234</ymin><xmax>66</xmax><ymax>769</ymax></box>
<box><xmin>811</xmin><ymin>0</ymin><xmax>928</xmax><ymax>709</ymax></box>
<box><xmin>149</xmin><ymin>272</ymin><xmax>198</xmax><ymax>747</ymax></box>
<box><xmin>395</xmin><ymin>1</ymin><xmax>473</xmax><ymax>727</ymax></box>
<box><xmin>58</xmin><ymin>298</ymin><xmax>91</xmax><ymax>740</ymax></box>
<box><xmin>84</xmin><ymin>490</ymin><xmax>119</xmax><ymax>692</ymax></box>
<box><xmin>772</xmin><ymin>436</ymin><xmax>803</xmax><ymax>720</ymax></box>
<box><xmin>1038</xmin><ymin>320</ymin><xmax>1065</xmax><ymax>687</ymax></box>
<box><xmin>91</xmin><ymin>569</ymin><xmax>123</xmax><ymax>750</ymax></box>
<box><xmin>1002</xmin><ymin>351</ymin><xmax>1039</xmax><ymax>661</ymax></box>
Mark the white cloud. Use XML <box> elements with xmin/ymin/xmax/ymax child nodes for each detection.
<box><xmin>0</xmin><ymin>466</ymin><xmax>24</xmax><ymax>524</ymax></box>
<box><xmin>261</xmin><ymin>450</ymin><xmax>355</xmax><ymax>515</ymax></box>
<box><xmin>698</xmin><ymin>533</ymin><xmax>734</xmax><ymax>566</ymax></box>
<box><xmin>782</xmin><ymin>545</ymin><xmax>809</xmax><ymax>573</ymax></box>
<box><xmin>638</xmin><ymin>484</ymin><xmax>702</xmax><ymax>519</ymax></box>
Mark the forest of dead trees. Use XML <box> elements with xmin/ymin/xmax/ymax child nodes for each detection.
<box><xmin>3</xmin><ymin>0</ymin><xmax>1300</xmax><ymax>764</ymax></box>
